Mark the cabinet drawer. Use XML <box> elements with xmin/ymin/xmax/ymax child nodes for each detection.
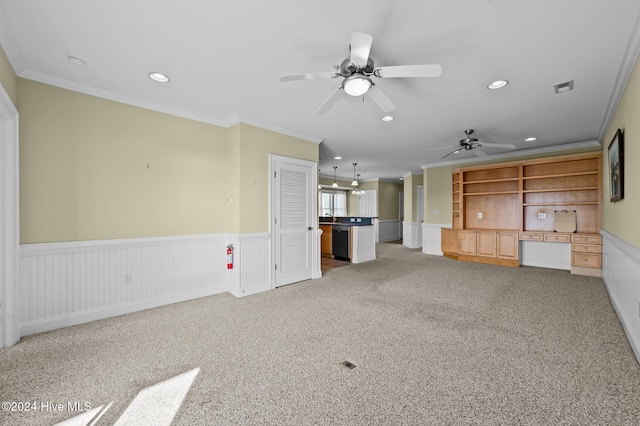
<box><xmin>572</xmin><ymin>252</ymin><xmax>602</xmax><ymax>269</ymax></box>
<box><xmin>519</xmin><ymin>232</ymin><xmax>543</xmax><ymax>241</ymax></box>
<box><xmin>544</xmin><ymin>234</ymin><xmax>571</xmax><ymax>243</ymax></box>
<box><xmin>571</xmin><ymin>244</ymin><xmax>601</xmax><ymax>253</ymax></box>
<box><xmin>571</xmin><ymin>235</ymin><xmax>602</xmax><ymax>244</ymax></box>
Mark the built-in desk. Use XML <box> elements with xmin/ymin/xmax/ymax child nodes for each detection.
<box><xmin>442</xmin><ymin>228</ymin><xmax>602</xmax><ymax>277</ymax></box>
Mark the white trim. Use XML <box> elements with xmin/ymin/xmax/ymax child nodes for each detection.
<box><xmin>597</xmin><ymin>10</ymin><xmax>640</xmax><ymax>142</ymax></box>
<box><xmin>422</xmin><ymin>140</ymin><xmax>601</xmax><ymax>169</ymax></box>
<box><xmin>0</xmin><ymin>2</ymin><xmax>26</xmax><ymax>74</ymax></box>
<box><xmin>231</xmin><ymin>114</ymin><xmax>323</xmax><ymax>144</ymax></box>
<box><xmin>422</xmin><ymin>223</ymin><xmax>449</xmax><ymax>255</ymax></box>
<box><xmin>378</xmin><ymin>219</ymin><xmax>401</xmax><ymax>242</ymax></box>
<box><xmin>0</xmin><ymin>80</ymin><xmax>19</xmax><ymax>348</ymax></box>
<box><xmin>601</xmin><ymin>230</ymin><xmax>640</xmax><ymax>365</ymax></box>
<box><xmin>403</xmin><ymin>222</ymin><xmax>421</xmax><ymax>249</ymax></box>
<box><xmin>20</xmin><ymin>287</ymin><xmax>221</xmax><ymax>338</ymax></box>
<box><xmin>270</xmin><ymin>154</ymin><xmax>320</xmax><ymax>289</ymax></box>
<box><xmin>18</xmin><ymin>233</ymin><xmax>277</xmax><ymax>339</ymax></box>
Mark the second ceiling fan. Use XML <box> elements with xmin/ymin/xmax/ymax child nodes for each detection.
<box><xmin>280</xmin><ymin>32</ymin><xmax>442</xmax><ymax>115</ymax></box>
<box><xmin>434</xmin><ymin>129</ymin><xmax>517</xmax><ymax>159</ymax></box>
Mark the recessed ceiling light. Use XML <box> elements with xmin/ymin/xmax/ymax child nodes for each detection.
<box><xmin>399</xmin><ymin>177</ymin><xmax>404</xmax><ymax>181</ymax></box>
<box><xmin>381</xmin><ymin>115</ymin><xmax>394</xmax><ymax>122</ymax></box>
<box><xmin>148</xmin><ymin>72</ymin><xmax>170</xmax><ymax>83</ymax></box>
<box><xmin>334</xmin><ymin>156</ymin><xmax>342</xmax><ymax>160</ymax></box>
<box><xmin>524</xmin><ymin>137</ymin><xmax>537</xmax><ymax>142</ymax></box>
<box><xmin>487</xmin><ymin>80</ymin><xmax>509</xmax><ymax>90</ymax></box>
<box><xmin>67</xmin><ymin>56</ymin><xmax>86</xmax><ymax>67</ymax></box>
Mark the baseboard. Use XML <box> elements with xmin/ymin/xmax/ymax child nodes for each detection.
<box><xmin>20</xmin><ymin>286</ymin><xmax>224</xmax><ymax>337</ymax></box>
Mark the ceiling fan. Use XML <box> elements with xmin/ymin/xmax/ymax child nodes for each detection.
<box><xmin>280</xmin><ymin>32</ymin><xmax>442</xmax><ymax>115</ymax></box>
<box><xmin>434</xmin><ymin>129</ymin><xmax>516</xmax><ymax>159</ymax></box>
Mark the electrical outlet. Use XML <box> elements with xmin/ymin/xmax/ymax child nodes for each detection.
<box><xmin>477</xmin><ymin>212</ymin><xmax>483</xmax><ymax>219</ymax></box>
<box><xmin>123</xmin><ymin>272</ymin><xmax>132</xmax><ymax>284</ymax></box>
<box><xmin>538</xmin><ymin>213</ymin><xmax>546</xmax><ymax>219</ymax></box>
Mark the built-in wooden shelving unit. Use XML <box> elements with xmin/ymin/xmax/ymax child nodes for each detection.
<box><xmin>442</xmin><ymin>152</ymin><xmax>603</xmax><ymax>275</ymax></box>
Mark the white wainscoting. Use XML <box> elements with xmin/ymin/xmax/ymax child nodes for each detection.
<box><xmin>378</xmin><ymin>220</ymin><xmax>402</xmax><ymax>243</ymax></box>
<box><xmin>601</xmin><ymin>230</ymin><xmax>640</xmax><ymax>365</ymax></box>
<box><xmin>520</xmin><ymin>240</ymin><xmax>571</xmax><ymax>270</ymax></box>
<box><xmin>19</xmin><ymin>233</ymin><xmax>272</xmax><ymax>337</ymax></box>
<box><xmin>423</xmin><ymin>223</ymin><xmax>448</xmax><ymax>255</ymax></box>
<box><xmin>228</xmin><ymin>233</ymin><xmax>271</xmax><ymax>297</ymax></box>
<box><xmin>403</xmin><ymin>222</ymin><xmax>421</xmax><ymax>248</ymax></box>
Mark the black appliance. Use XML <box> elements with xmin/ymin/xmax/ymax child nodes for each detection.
<box><xmin>332</xmin><ymin>225</ymin><xmax>350</xmax><ymax>260</ymax></box>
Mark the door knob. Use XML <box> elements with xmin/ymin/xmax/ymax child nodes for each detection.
<box><xmin>308</xmin><ymin>226</ymin><xmax>313</xmax><ymax>230</ymax></box>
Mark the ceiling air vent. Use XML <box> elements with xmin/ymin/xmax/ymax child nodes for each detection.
<box><xmin>554</xmin><ymin>80</ymin><xmax>574</xmax><ymax>94</ymax></box>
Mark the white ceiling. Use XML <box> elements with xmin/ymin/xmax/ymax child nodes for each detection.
<box><xmin>1</xmin><ymin>0</ymin><xmax>640</xmax><ymax>182</ymax></box>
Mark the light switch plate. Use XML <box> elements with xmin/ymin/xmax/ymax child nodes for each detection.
<box><xmin>477</xmin><ymin>212</ymin><xmax>483</xmax><ymax>219</ymax></box>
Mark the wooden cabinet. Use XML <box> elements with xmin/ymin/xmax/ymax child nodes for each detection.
<box><xmin>497</xmin><ymin>232</ymin><xmax>519</xmax><ymax>260</ymax></box>
<box><xmin>441</xmin><ymin>228</ymin><xmax>459</xmax><ymax>259</ymax></box>
<box><xmin>320</xmin><ymin>224</ymin><xmax>333</xmax><ymax>258</ymax></box>
<box><xmin>570</xmin><ymin>233</ymin><xmax>602</xmax><ymax>277</ymax></box>
<box><xmin>441</xmin><ymin>152</ymin><xmax>602</xmax><ymax>276</ymax></box>
<box><xmin>477</xmin><ymin>231</ymin><xmax>496</xmax><ymax>258</ymax></box>
<box><xmin>456</xmin><ymin>230</ymin><xmax>519</xmax><ymax>267</ymax></box>
<box><xmin>458</xmin><ymin>230</ymin><xmax>477</xmax><ymax>255</ymax></box>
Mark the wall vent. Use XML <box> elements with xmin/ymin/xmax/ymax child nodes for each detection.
<box><xmin>554</xmin><ymin>80</ymin><xmax>574</xmax><ymax>94</ymax></box>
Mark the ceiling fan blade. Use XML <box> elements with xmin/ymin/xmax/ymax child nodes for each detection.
<box><xmin>280</xmin><ymin>72</ymin><xmax>337</xmax><ymax>82</ymax></box>
<box><xmin>315</xmin><ymin>87</ymin><xmax>344</xmax><ymax>115</ymax></box>
<box><xmin>474</xmin><ymin>148</ymin><xmax>488</xmax><ymax>157</ymax></box>
<box><xmin>429</xmin><ymin>145</ymin><xmax>459</xmax><ymax>151</ymax></box>
<box><xmin>374</xmin><ymin>64</ymin><xmax>442</xmax><ymax>78</ymax></box>
<box><xmin>366</xmin><ymin>85</ymin><xmax>396</xmax><ymax>113</ymax></box>
<box><xmin>439</xmin><ymin>147</ymin><xmax>462</xmax><ymax>159</ymax></box>
<box><xmin>478</xmin><ymin>142</ymin><xmax>516</xmax><ymax>149</ymax></box>
<box><xmin>350</xmin><ymin>32</ymin><xmax>373</xmax><ymax>67</ymax></box>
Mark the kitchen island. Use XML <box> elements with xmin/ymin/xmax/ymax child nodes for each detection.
<box><xmin>319</xmin><ymin>217</ymin><xmax>376</xmax><ymax>264</ymax></box>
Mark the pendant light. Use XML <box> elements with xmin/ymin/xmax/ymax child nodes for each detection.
<box><xmin>332</xmin><ymin>166</ymin><xmax>338</xmax><ymax>187</ymax></box>
<box><xmin>353</xmin><ymin>174</ymin><xmax>364</xmax><ymax>195</ymax></box>
<box><xmin>351</xmin><ymin>163</ymin><xmax>359</xmax><ymax>186</ymax></box>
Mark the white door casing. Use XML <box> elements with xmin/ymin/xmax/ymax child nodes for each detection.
<box><xmin>271</xmin><ymin>155</ymin><xmax>318</xmax><ymax>287</ymax></box>
<box><xmin>0</xmin><ymin>84</ymin><xmax>19</xmax><ymax>348</ymax></box>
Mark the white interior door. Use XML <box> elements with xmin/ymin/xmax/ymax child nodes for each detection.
<box><xmin>272</xmin><ymin>156</ymin><xmax>317</xmax><ymax>287</ymax></box>
<box><xmin>358</xmin><ymin>190</ymin><xmax>377</xmax><ymax>217</ymax></box>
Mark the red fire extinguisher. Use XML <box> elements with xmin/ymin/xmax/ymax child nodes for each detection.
<box><xmin>226</xmin><ymin>244</ymin><xmax>234</xmax><ymax>269</ymax></box>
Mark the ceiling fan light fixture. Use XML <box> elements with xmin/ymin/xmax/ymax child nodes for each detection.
<box><xmin>343</xmin><ymin>75</ymin><xmax>372</xmax><ymax>96</ymax></box>
<box><xmin>487</xmin><ymin>80</ymin><xmax>508</xmax><ymax>90</ymax></box>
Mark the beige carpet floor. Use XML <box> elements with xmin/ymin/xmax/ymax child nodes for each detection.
<box><xmin>1</xmin><ymin>243</ymin><xmax>639</xmax><ymax>425</ymax></box>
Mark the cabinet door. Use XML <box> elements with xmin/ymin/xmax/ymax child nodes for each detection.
<box><xmin>476</xmin><ymin>231</ymin><xmax>497</xmax><ymax>258</ymax></box>
<box><xmin>497</xmin><ymin>232</ymin><xmax>519</xmax><ymax>260</ymax></box>
<box><xmin>458</xmin><ymin>231</ymin><xmax>477</xmax><ymax>255</ymax></box>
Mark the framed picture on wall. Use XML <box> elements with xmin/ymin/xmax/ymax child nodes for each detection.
<box><xmin>608</xmin><ymin>128</ymin><xmax>624</xmax><ymax>202</ymax></box>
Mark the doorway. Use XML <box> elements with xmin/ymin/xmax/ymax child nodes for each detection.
<box><xmin>0</xmin><ymin>85</ymin><xmax>19</xmax><ymax>348</ymax></box>
<box><xmin>270</xmin><ymin>155</ymin><xmax>319</xmax><ymax>287</ymax></box>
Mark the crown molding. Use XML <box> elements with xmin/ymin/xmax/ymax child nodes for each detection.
<box><xmin>0</xmin><ymin>3</ymin><xmax>26</xmax><ymax>75</ymax></box>
<box><xmin>231</xmin><ymin>114</ymin><xmax>324</xmax><ymax>144</ymax></box>
<box><xmin>597</xmin><ymin>9</ymin><xmax>640</xmax><ymax>142</ymax></box>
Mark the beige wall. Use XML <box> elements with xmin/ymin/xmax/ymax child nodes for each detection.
<box><xmin>378</xmin><ymin>180</ymin><xmax>403</xmax><ymax>220</ymax></box>
<box><xmin>602</xmin><ymin>56</ymin><xmax>640</xmax><ymax>247</ymax></box>
<box><xmin>423</xmin><ymin>146</ymin><xmax>602</xmax><ymax>228</ymax></box>
<box><xmin>403</xmin><ymin>174</ymin><xmax>423</xmax><ymax>222</ymax></box>
<box><xmin>235</xmin><ymin>123</ymin><xmax>318</xmax><ymax>234</ymax></box>
<box><xmin>19</xmin><ymin>79</ymin><xmax>230</xmax><ymax>243</ymax></box>
<box><xmin>0</xmin><ymin>45</ymin><xmax>17</xmax><ymax>108</ymax></box>
<box><xmin>18</xmin><ymin>79</ymin><xmax>319</xmax><ymax>243</ymax></box>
